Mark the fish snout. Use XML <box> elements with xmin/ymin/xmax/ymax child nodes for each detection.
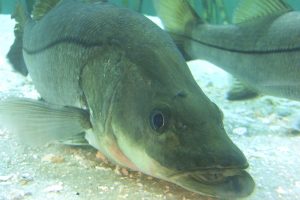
<box><xmin>214</xmin><ymin>141</ymin><xmax>249</xmax><ymax>169</ymax></box>
<box><xmin>178</xmin><ymin>123</ymin><xmax>249</xmax><ymax>171</ymax></box>
<box><xmin>199</xmin><ymin>121</ymin><xmax>249</xmax><ymax>170</ymax></box>
<box><xmin>170</xmin><ymin>125</ymin><xmax>255</xmax><ymax>198</ymax></box>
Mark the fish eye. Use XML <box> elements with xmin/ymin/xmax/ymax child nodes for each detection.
<box><xmin>150</xmin><ymin>109</ymin><xmax>167</xmax><ymax>133</ymax></box>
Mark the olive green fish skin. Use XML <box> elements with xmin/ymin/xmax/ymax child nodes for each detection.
<box><xmin>156</xmin><ymin>0</ymin><xmax>300</xmax><ymax>102</ymax></box>
<box><xmin>20</xmin><ymin>0</ymin><xmax>253</xmax><ymax>198</ymax></box>
<box><xmin>184</xmin><ymin>11</ymin><xmax>300</xmax><ymax>101</ymax></box>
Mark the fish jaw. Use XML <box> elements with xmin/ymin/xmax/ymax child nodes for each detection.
<box><xmin>115</xmin><ymin>132</ymin><xmax>254</xmax><ymax>198</ymax></box>
<box><xmin>168</xmin><ymin>168</ymin><xmax>255</xmax><ymax>198</ymax></box>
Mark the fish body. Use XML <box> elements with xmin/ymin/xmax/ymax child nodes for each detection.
<box><xmin>155</xmin><ymin>0</ymin><xmax>300</xmax><ymax>101</ymax></box>
<box><xmin>1</xmin><ymin>0</ymin><xmax>254</xmax><ymax>198</ymax></box>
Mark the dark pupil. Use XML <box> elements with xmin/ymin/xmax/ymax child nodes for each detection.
<box><xmin>152</xmin><ymin>112</ymin><xmax>164</xmax><ymax>130</ymax></box>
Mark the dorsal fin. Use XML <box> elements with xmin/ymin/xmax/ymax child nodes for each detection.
<box><xmin>153</xmin><ymin>0</ymin><xmax>201</xmax><ymax>60</ymax></box>
<box><xmin>233</xmin><ymin>0</ymin><xmax>292</xmax><ymax>24</ymax></box>
<box><xmin>154</xmin><ymin>0</ymin><xmax>202</xmax><ymax>35</ymax></box>
<box><xmin>31</xmin><ymin>0</ymin><xmax>62</xmax><ymax>20</ymax></box>
<box><xmin>31</xmin><ymin>0</ymin><xmax>107</xmax><ymax>21</ymax></box>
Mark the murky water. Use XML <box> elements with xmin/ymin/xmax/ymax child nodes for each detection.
<box><xmin>1</xmin><ymin>13</ymin><xmax>300</xmax><ymax>200</ymax></box>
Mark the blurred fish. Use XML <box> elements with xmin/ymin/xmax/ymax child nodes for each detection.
<box><xmin>0</xmin><ymin>0</ymin><xmax>254</xmax><ymax>198</ymax></box>
<box><xmin>154</xmin><ymin>0</ymin><xmax>300</xmax><ymax>101</ymax></box>
<box><xmin>6</xmin><ymin>0</ymin><xmax>37</xmax><ymax>76</ymax></box>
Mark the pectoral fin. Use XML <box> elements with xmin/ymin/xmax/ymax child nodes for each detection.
<box><xmin>0</xmin><ymin>98</ymin><xmax>91</xmax><ymax>146</ymax></box>
<box><xmin>226</xmin><ymin>78</ymin><xmax>259</xmax><ymax>100</ymax></box>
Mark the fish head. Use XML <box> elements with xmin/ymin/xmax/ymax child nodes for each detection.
<box><xmin>108</xmin><ymin>47</ymin><xmax>254</xmax><ymax>198</ymax></box>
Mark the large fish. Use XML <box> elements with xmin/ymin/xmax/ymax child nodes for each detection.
<box><xmin>0</xmin><ymin>0</ymin><xmax>254</xmax><ymax>198</ymax></box>
<box><xmin>154</xmin><ymin>0</ymin><xmax>300</xmax><ymax>101</ymax></box>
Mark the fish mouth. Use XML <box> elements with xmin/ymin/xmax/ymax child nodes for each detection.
<box><xmin>168</xmin><ymin>168</ymin><xmax>255</xmax><ymax>198</ymax></box>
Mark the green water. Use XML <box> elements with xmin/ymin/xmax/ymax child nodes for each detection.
<box><xmin>1</xmin><ymin>1</ymin><xmax>300</xmax><ymax>200</ymax></box>
<box><xmin>1</xmin><ymin>0</ymin><xmax>300</xmax><ymax>16</ymax></box>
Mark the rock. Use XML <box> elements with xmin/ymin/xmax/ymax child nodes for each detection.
<box><xmin>232</xmin><ymin>127</ymin><xmax>248</xmax><ymax>136</ymax></box>
<box><xmin>43</xmin><ymin>182</ymin><xmax>64</xmax><ymax>193</ymax></box>
<box><xmin>7</xmin><ymin>189</ymin><xmax>32</xmax><ymax>200</ymax></box>
<box><xmin>276</xmin><ymin>186</ymin><xmax>287</xmax><ymax>194</ymax></box>
<box><xmin>291</xmin><ymin>117</ymin><xmax>300</xmax><ymax>135</ymax></box>
<box><xmin>277</xmin><ymin>107</ymin><xmax>292</xmax><ymax>117</ymax></box>
<box><xmin>0</xmin><ymin>174</ymin><xmax>13</xmax><ymax>182</ymax></box>
<box><xmin>19</xmin><ymin>173</ymin><xmax>34</xmax><ymax>185</ymax></box>
<box><xmin>41</xmin><ymin>154</ymin><xmax>64</xmax><ymax>163</ymax></box>
<box><xmin>96</xmin><ymin>151</ymin><xmax>108</xmax><ymax>164</ymax></box>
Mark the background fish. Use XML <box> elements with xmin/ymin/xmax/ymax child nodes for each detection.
<box><xmin>0</xmin><ymin>0</ymin><xmax>254</xmax><ymax>198</ymax></box>
<box><xmin>154</xmin><ymin>0</ymin><xmax>300</xmax><ymax>101</ymax></box>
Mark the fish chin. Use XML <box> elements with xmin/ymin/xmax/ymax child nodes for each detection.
<box><xmin>168</xmin><ymin>169</ymin><xmax>255</xmax><ymax>198</ymax></box>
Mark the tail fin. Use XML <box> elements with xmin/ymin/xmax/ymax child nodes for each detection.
<box><xmin>6</xmin><ymin>1</ymin><xmax>31</xmax><ymax>76</ymax></box>
<box><xmin>153</xmin><ymin>0</ymin><xmax>202</xmax><ymax>60</ymax></box>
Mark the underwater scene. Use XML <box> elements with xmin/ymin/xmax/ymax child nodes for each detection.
<box><xmin>0</xmin><ymin>0</ymin><xmax>300</xmax><ymax>199</ymax></box>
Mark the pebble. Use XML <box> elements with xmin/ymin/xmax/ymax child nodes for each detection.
<box><xmin>277</xmin><ymin>146</ymin><xmax>289</xmax><ymax>153</ymax></box>
<box><xmin>98</xmin><ymin>185</ymin><xmax>109</xmax><ymax>191</ymax></box>
<box><xmin>269</xmin><ymin>125</ymin><xmax>282</xmax><ymax>132</ymax></box>
<box><xmin>44</xmin><ymin>182</ymin><xmax>64</xmax><ymax>193</ymax></box>
<box><xmin>291</xmin><ymin>118</ymin><xmax>300</xmax><ymax>134</ymax></box>
<box><xmin>232</xmin><ymin>127</ymin><xmax>247</xmax><ymax>136</ymax></box>
<box><xmin>114</xmin><ymin>165</ymin><xmax>122</xmax><ymax>175</ymax></box>
<box><xmin>121</xmin><ymin>168</ymin><xmax>129</xmax><ymax>176</ymax></box>
<box><xmin>263</xmin><ymin>98</ymin><xmax>275</xmax><ymax>106</ymax></box>
<box><xmin>41</xmin><ymin>154</ymin><xmax>64</xmax><ymax>163</ymax></box>
<box><xmin>137</xmin><ymin>183</ymin><xmax>143</xmax><ymax>187</ymax></box>
<box><xmin>0</xmin><ymin>174</ymin><xmax>13</xmax><ymax>182</ymax></box>
<box><xmin>8</xmin><ymin>190</ymin><xmax>32</xmax><ymax>200</ymax></box>
<box><xmin>95</xmin><ymin>166</ymin><xmax>111</xmax><ymax>171</ymax></box>
<box><xmin>146</xmin><ymin>176</ymin><xmax>153</xmax><ymax>180</ymax></box>
<box><xmin>114</xmin><ymin>166</ymin><xmax>130</xmax><ymax>176</ymax></box>
<box><xmin>277</xmin><ymin>107</ymin><xmax>292</xmax><ymax>117</ymax></box>
<box><xmin>0</xmin><ymin>129</ymin><xmax>6</xmax><ymax>137</ymax></box>
<box><xmin>96</xmin><ymin>151</ymin><xmax>108</xmax><ymax>164</ymax></box>
<box><xmin>118</xmin><ymin>193</ymin><xmax>129</xmax><ymax>199</ymax></box>
<box><xmin>164</xmin><ymin>185</ymin><xmax>170</xmax><ymax>193</ymax></box>
<box><xmin>19</xmin><ymin>173</ymin><xmax>34</xmax><ymax>185</ymax></box>
<box><xmin>276</xmin><ymin>186</ymin><xmax>287</xmax><ymax>194</ymax></box>
<box><xmin>261</xmin><ymin>118</ymin><xmax>271</xmax><ymax>124</ymax></box>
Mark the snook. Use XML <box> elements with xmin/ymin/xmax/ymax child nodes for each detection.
<box><xmin>1</xmin><ymin>0</ymin><xmax>254</xmax><ymax>198</ymax></box>
<box><xmin>154</xmin><ymin>0</ymin><xmax>300</xmax><ymax>101</ymax></box>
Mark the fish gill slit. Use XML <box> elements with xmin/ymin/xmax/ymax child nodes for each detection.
<box><xmin>78</xmin><ymin>62</ymin><xmax>89</xmax><ymax>110</ymax></box>
<box><xmin>103</xmin><ymin>79</ymin><xmax>123</xmax><ymax>138</ymax></box>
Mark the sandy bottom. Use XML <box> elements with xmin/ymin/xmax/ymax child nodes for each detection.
<box><xmin>1</xmin><ymin>15</ymin><xmax>300</xmax><ymax>200</ymax></box>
